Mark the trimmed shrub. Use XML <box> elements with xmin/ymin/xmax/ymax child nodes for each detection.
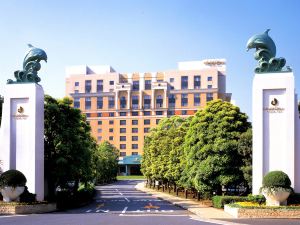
<box><xmin>20</xmin><ymin>186</ymin><xmax>37</xmax><ymax>203</ymax></box>
<box><xmin>212</xmin><ymin>196</ymin><xmax>248</xmax><ymax>208</ymax></box>
<box><xmin>288</xmin><ymin>193</ymin><xmax>300</xmax><ymax>205</ymax></box>
<box><xmin>262</xmin><ymin>171</ymin><xmax>291</xmax><ymax>188</ymax></box>
<box><xmin>212</xmin><ymin>195</ymin><xmax>265</xmax><ymax>208</ymax></box>
<box><xmin>0</xmin><ymin>170</ymin><xmax>27</xmax><ymax>188</ymax></box>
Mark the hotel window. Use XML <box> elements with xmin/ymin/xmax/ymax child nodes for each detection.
<box><xmin>208</xmin><ymin>85</ymin><xmax>212</xmax><ymax>89</ymax></box>
<box><xmin>144</xmin><ymin>127</ymin><xmax>150</xmax><ymax>133</ymax></box>
<box><xmin>144</xmin><ymin>95</ymin><xmax>151</xmax><ymax>109</ymax></box>
<box><xmin>181</xmin><ymin>76</ymin><xmax>188</xmax><ymax>89</ymax></box>
<box><xmin>120</xmin><ymin>144</ymin><xmax>126</xmax><ymax>149</ymax></box>
<box><xmin>109</xmin><ymin>136</ymin><xmax>113</xmax><ymax>141</ymax></box>
<box><xmin>85</xmin><ymin>80</ymin><xmax>92</xmax><ymax>93</ymax></box>
<box><xmin>207</xmin><ymin>76</ymin><xmax>212</xmax><ymax>81</ymax></box>
<box><xmin>194</xmin><ymin>93</ymin><xmax>201</xmax><ymax>106</ymax></box>
<box><xmin>109</xmin><ymin>112</ymin><xmax>115</xmax><ymax>117</ymax></box>
<box><xmin>97</xmin><ymin>113</ymin><xmax>102</xmax><ymax>117</ymax></box>
<box><xmin>120</xmin><ymin>152</ymin><xmax>126</xmax><ymax>156</ymax></box>
<box><xmin>168</xmin><ymin>110</ymin><xmax>175</xmax><ymax>116</ymax></box>
<box><xmin>120</xmin><ymin>112</ymin><xmax>127</xmax><ymax>116</ymax></box>
<box><xmin>108</xmin><ymin>96</ymin><xmax>115</xmax><ymax>108</ymax></box>
<box><xmin>97</xmin><ymin>80</ymin><xmax>103</xmax><ymax>92</ymax></box>
<box><xmin>97</xmin><ymin>128</ymin><xmax>102</xmax><ymax>133</ymax></box>
<box><xmin>132</xmin><ymin>136</ymin><xmax>138</xmax><ymax>141</ymax></box>
<box><xmin>74</xmin><ymin>97</ymin><xmax>80</xmax><ymax>108</ymax></box>
<box><xmin>206</xmin><ymin>93</ymin><xmax>213</xmax><ymax>102</ymax></box>
<box><xmin>109</xmin><ymin>128</ymin><xmax>114</xmax><ymax>132</ymax></box>
<box><xmin>133</xmin><ymin>81</ymin><xmax>139</xmax><ymax>91</ymax></box>
<box><xmin>132</xmin><ymin>95</ymin><xmax>139</xmax><ymax>109</ymax></box>
<box><xmin>144</xmin><ymin>119</ymin><xmax>150</xmax><ymax>125</ymax></box>
<box><xmin>120</xmin><ymin>96</ymin><xmax>127</xmax><ymax>109</ymax></box>
<box><xmin>85</xmin><ymin>97</ymin><xmax>91</xmax><ymax>109</ymax></box>
<box><xmin>132</xmin><ymin>128</ymin><xmax>138</xmax><ymax>133</ymax></box>
<box><xmin>132</xmin><ymin>144</ymin><xmax>138</xmax><ymax>149</ymax></box>
<box><xmin>75</xmin><ymin>81</ymin><xmax>79</xmax><ymax>86</ymax></box>
<box><xmin>132</xmin><ymin>152</ymin><xmax>138</xmax><ymax>155</ymax></box>
<box><xmin>98</xmin><ymin>120</ymin><xmax>102</xmax><ymax>125</ymax></box>
<box><xmin>120</xmin><ymin>128</ymin><xmax>126</xmax><ymax>133</ymax></box>
<box><xmin>181</xmin><ymin>94</ymin><xmax>188</xmax><ymax>107</ymax></box>
<box><xmin>120</xmin><ymin>120</ymin><xmax>126</xmax><ymax>125</ymax></box>
<box><xmin>182</xmin><ymin>110</ymin><xmax>187</xmax><ymax>115</ymax></box>
<box><xmin>86</xmin><ymin>113</ymin><xmax>91</xmax><ymax>117</ymax></box>
<box><xmin>97</xmin><ymin>136</ymin><xmax>102</xmax><ymax>141</ymax></box>
<box><xmin>169</xmin><ymin>85</ymin><xmax>174</xmax><ymax>90</ymax></box>
<box><xmin>170</xmin><ymin>78</ymin><xmax>174</xmax><ymax>82</ymax></box>
<box><xmin>109</xmin><ymin>80</ymin><xmax>114</xmax><ymax>85</ymax></box>
<box><xmin>156</xmin><ymin>111</ymin><xmax>163</xmax><ymax>115</ymax></box>
<box><xmin>157</xmin><ymin>79</ymin><xmax>163</xmax><ymax>82</ymax></box>
<box><xmin>156</xmin><ymin>119</ymin><xmax>160</xmax><ymax>125</ymax></box>
<box><xmin>97</xmin><ymin>97</ymin><xmax>103</xmax><ymax>109</ymax></box>
<box><xmin>194</xmin><ymin>76</ymin><xmax>201</xmax><ymax>89</ymax></box>
<box><xmin>144</xmin><ymin>111</ymin><xmax>151</xmax><ymax>116</ymax></box>
<box><xmin>120</xmin><ymin>136</ymin><xmax>126</xmax><ymax>141</ymax></box>
<box><xmin>168</xmin><ymin>94</ymin><xmax>175</xmax><ymax>107</ymax></box>
<box><xmin>145</xmin><ymin>80</ymin><xmax>151</xmax><ymax>90</ymax></box>
<box><xmin>156</xmin><ymin>95</ymin><xmax>163</xmax><ymax>108</ymax></box>
<box><xmin>132</xmin><ymin>111</ymin><xmax>139</xmax><ymax>116</ymax></box>
<box><xmin>109</xmin><ymin>120</ymin><xmax>114</xmax><ymax>125</ymax></box>
<box><xmin>74</xmin><ymin>90</ymin><xmax>79</xmax><ymax>93</ymax></box>
<box><xmin>132</xmin><ymin>120</ymin><xmax>138</xmax><ymax>125</ymax></box>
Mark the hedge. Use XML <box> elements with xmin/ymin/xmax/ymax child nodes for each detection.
<box><xmin>212</xmin><ymin>195</ymin><xmax>265</xmax><ymax>208</ymax></box>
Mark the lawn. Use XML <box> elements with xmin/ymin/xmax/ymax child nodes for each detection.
<box><xmin>117</xmin><ymin>175</ymin><xmax>145</xmax><ymax>180</ymax></box>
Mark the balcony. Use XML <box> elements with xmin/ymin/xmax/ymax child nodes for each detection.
<box><xmin>115</xmin><ymin>83</ymin><xmax>131</xmax><ymax>91</ymax></box>
<box><xmin>152</xmin><ymin>81</ymin><xmax>168</xmax><ymax>90</ymax></box>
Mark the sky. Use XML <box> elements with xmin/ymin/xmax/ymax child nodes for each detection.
<box><xmin>0</xmin><ymin>0</ymin><xmax>299</xmax><ymax>120</ymax></box>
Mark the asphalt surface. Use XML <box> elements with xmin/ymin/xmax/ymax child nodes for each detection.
<box><xmin>0</xmin><ymin>180</ymin><xmax>300</xmax><ymax>225</ymax></box>
<box><xmin>0</xmin><ymin>180</ymin><xmax>225</xmax><ymax>225</ymax></box>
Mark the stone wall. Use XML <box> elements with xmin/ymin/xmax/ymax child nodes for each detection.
<box><xmin>224</xmin><ymin>205</ymin><xmax>300</xmax><ymax>218</ymax></box>
<box><xmin>0</xmin><ymin>203</ymin><xmax>56</xmax><ymax>214</ymax></box>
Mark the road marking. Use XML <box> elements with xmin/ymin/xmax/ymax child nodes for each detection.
<box><xmin>0</xmin><ymin>215</ymin><xmax>27</xmax><ymax>219</ymax></box>
<box><xmin>144</xmin><ymin>203</ymin><xmax>160</xmax><ymax>209</ymax></box>
<box><xmin>120</xmin><ymin>214</ymin><xmax>187</xmax><ymax>217</ymax></box>
<box><xmin>96</xmin><ymin>203</ymin><xmax>104</xmax><ymax>209</ymax></box>
<box><xmin>86</xmin><ymin>209</ymin><xmax>92</xmax><ymax>213</ymax></box>
<box><xmin>124</xmin><ymin>197</ymin><xmax>130</xmax><ymax>202</ymax></box>
<box><xmin>115</xmin><ymin>189</ymin><xmax>123</xmax><ymax>195</ymax></box>
<box><xmin>96</xmin><ymin>210</ymin><xmax>100</xmax><ymax>213</ymax></box>
<box><xmin>121</xmin><ymin>207</ymin><xmax>128</xmax><ymax>214</ymax></box>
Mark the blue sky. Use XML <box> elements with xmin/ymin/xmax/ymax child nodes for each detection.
<box><xmin>0</xmin><ymin>0</ymin><xmax>299</xmax><ymax>120</ymax></box>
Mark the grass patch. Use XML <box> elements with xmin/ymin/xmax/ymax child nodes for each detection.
<box><xmin>117</xmin><ymin>175</ymin><xmax>145</xmax><ymax>180</ymax></box>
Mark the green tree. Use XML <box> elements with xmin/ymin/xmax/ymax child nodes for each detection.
<box><xmin>93</xmin><ymin>141</ymin><xmax>119</xmax><ymax>184</ymax></box>
<box><xmin>44</xmin><ymin>95</ymin><xmax>97</xmax><ymax>199</ymax></box>
<box><xmin>141</xmin><ymin>116</ymin><xmax>190</xmax><ymax>187</ymax></box>
<box><xmin>182</xmin><ymin>100</ymin><xmax>251</xmax><ymax>196</ymax></box>
<box><xmin>237</xmin><ymin>128</ymin><xmax>252</xmax><ymax>192</ymax></box>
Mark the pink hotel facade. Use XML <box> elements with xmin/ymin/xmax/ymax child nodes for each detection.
<box><xmin>65</xmin><ymin>59</ymin><xmax>231</xmax><ymax>175</ymax></box>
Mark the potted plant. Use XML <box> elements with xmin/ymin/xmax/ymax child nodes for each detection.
<box><xmin>0</xmin><ymin>169</ymin><xmax>27</xmax><ymax>202</ymax></box>
<box><xmin>260</xmin><ymin>170</ymin><xmax>293</xmax><ymax>206</ymax></box>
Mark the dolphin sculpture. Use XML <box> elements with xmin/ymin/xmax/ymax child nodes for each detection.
<box><xmin>23</xmin><ymin>44</ymin><xmax>47</xmax><ymax>70</ymax></box>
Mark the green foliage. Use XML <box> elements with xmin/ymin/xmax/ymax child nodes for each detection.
<box><xmin>288</xmin><ymin>193</ymin><xmax>300</xmax><ymax>205</ymax></box>
<box><xmin>93</xmin><ymin>141</ymin><xmax>119</xmax><ymax>184</ymax></box>
<box><xmin>141</xmin><ymin>116</ymin><xmax>190</xmax><ymax>185</ymax></box>
<box><xmin>237</xmin><ymin>128</ymin><xmax>252</xmax><ymax>190</ymax></box>
<box><xmin>182</xmin><ymin>100</ymin><xmax>251</xmax><ymax>195</ymax></box>
<box><xmin>0</xmin><ymin>169</ymin><xmax>27</xmax><ymax>188</ymax></box>
<box><xmin>20</xmin><ymin>186</ymin><xmax>37</xmax><ymax>203</ymax></box>
<box><xmin>212</xmin><ymin>195</ymin><xmax>265</xmax><ymax>208</ymax></box>
<box><xmin>262</xmin><ymin>171</ymin><xmax>291</xmax><ymax>188</ymax></box>
<box><xmin>44</xmin><ymin>95</ymin><xmax>97</xmax><ymax>199</ymax></box>
<box><xmin>212</xmin><ymin>196</ymin><xmax>248</xmax><ymax>208</ymax></box>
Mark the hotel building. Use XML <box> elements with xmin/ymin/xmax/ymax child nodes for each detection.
<box><xmin>65</xmin><ymin>59</ymin><xmax>231</xmax><ymax>175</ymax></box>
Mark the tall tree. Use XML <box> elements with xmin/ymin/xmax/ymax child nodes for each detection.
<box><xmin>237</xmin><ymin>128</ymin><xmax>252</xmax><ymax>192</ymax></box>
<box><xmin>93</xmin><ymin>141</ymin><xmax>119</xmax><ymax>184</ymax></box>
<box><xmin>44</xmin><ymin>95</ymin><xmax>97</xmax><ymax>199</ymax></box>
<box><xmin>182</xmin><ymin>100</ymin><xmax>251</xmax><ymax>196</ymax></box>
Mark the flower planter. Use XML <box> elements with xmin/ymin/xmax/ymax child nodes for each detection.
<box><xmin>261</xmin><ymin>188</ymin><xmax>290</xmax><ymax>206</ymax></box>
<box><xmin>0</xmin><ymin>186</ymin><xmax>25</xmax><ymax>202</ymax></box>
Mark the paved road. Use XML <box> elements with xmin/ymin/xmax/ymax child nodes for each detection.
<box><xmin>0</xmin><ymin>180</ymin><xmax>300</xmax><ymax>225</ymax></box>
